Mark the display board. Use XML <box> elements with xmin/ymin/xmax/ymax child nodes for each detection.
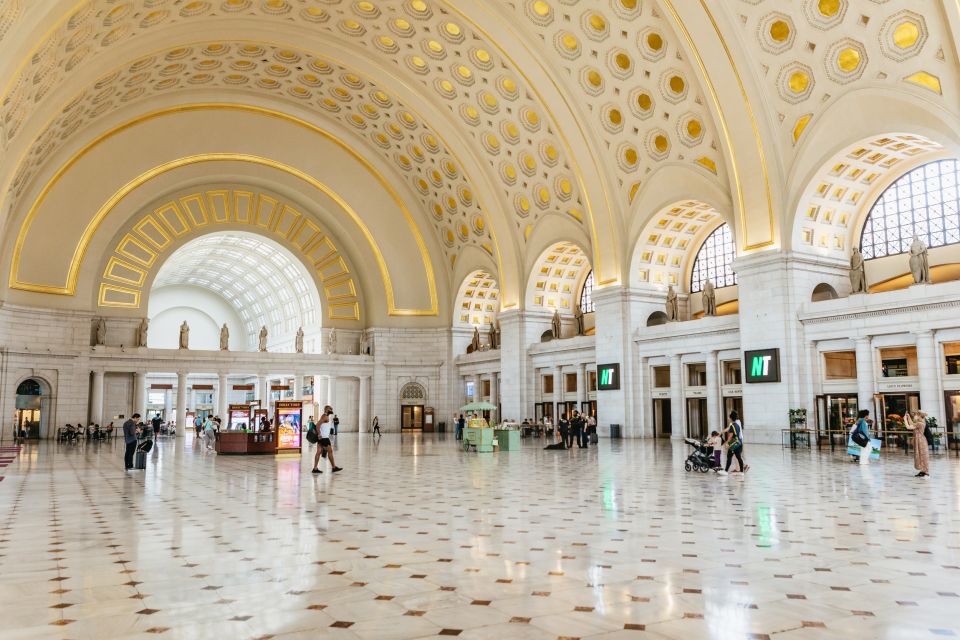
<box><xmin>275</xmin><ymin>400</ymin><xmax>302</xmax><ymax>452</ymax></box>
<box><xmin>229</xmin><ymin>404</ymin><xmax>250</xmax><ymax>430</ymax></box>
<box><xmin>597</xmin><ymin>363</ymin><xmax>621</xmax><ymax>390</ymax></box>
<box><xmin>744</xmin><ymin>349</ymin><xmax>781</xmax><ymax>383</ymax></box>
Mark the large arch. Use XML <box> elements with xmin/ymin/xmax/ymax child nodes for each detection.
<box><xmin>629</xmin><ymin>200</ymin><xmax>730</xmax><ymax>292</ymax></box>
<box><xmin>524</xmin><ymin>240</ymin><xmax>593</xmax><ymax>314</ymax></box>
<box><xmin>92</xmin><ymin>184</ymin><xmax>362</xmax><ymax>326</ymax></box>
<box><xmin>4</xmin><ymin>107</ymin><xmax>439</xmax><ymax>321</ymax></box>
<box><xmin>149</xmin><ymin>231</ymin><xmax>325</xmax><ymax>351</ymax></box>
<box><xmin>452</xmin><ymin>270</ymin><xmax>500</xmax><ymax>329</ymax></box>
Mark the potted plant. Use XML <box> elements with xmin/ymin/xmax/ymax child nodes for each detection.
<box><xmin>788</xmin><ymin>408</ymin><xmax>807</xmax><ymax>429</ymax></box>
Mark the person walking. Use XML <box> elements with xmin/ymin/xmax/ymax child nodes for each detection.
<box><xmin>123</xmin><ymin>413</ymin><xmax>140</xmax><ymax>470</ymax></box>
<box><xmin>372</xmin><ymin>416</ymin><xmax>381</xmax><ymax>436</ymax></box>
<box><xmin>850</xmin><ymin>409</ymin><xmax>873</xmax><ymax>465</ymax></box>
<box><xmin>720</xmin><ymin>411</ymin><xmax>748</xmax><ymax>474</ymax></box>
<box><xmin>203</xmin><ymin>415</ymin><xmax>218</xmax><ymax>452</ymax></box>
<box><xmin>905</xmin><ymin>410</ymin><xmax>930</xmax><ymax>477</ymax></box>
<box><xmin>455</xmin><ymin>414</ymin><xmax>465</xmax><ymax>441</ymax></box>
<box><xmin>332</xmin><ymin>414</ymin><xmax>340</xmax><ymax>436</ymax></box>
<box><xmin>312</xmin><ymin>405</ymin><xmax>342</xmax><ymax>473</ymax></box>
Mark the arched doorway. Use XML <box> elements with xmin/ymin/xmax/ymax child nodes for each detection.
<box><xmin>15</xmin><ymin>378</ymin><xmax>51</xmax><ymax>439</ymax></box>
<box><xmin>399</xmin><ymin>382</ymin><xmax>427</xmax><ymax>432</ymax></box>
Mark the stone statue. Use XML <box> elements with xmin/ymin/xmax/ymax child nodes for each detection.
<box><xmin>258</xmin><ymin>326</ymin><xmax>268</xmax><ymax>352</ymax></box>
<box><xmin>551</xmin><ymin>309</ymin><xmax>562</xmax><ymax>340</ymax></box>
<box><xmin>359</xmin><ymin>331</ymin><xmax>369</xmax><ymax>355</ymax></box>
<box><xmin>487</xmin><ymin>321</ymin><xmax>500</xmax><ymax>350</ymax></box>
<box><xmin>574</xmin><ymin>305</ymin><xmax>585</xmax><ymax>336</ymax></box>
<box><xmin>136</xmin><ymin>318</ymin><xmax>148</xmax><ymax>347</ymax></box>
<box><xmin>702</xmin><ymin>280</ymin><xmax>717</xmax><ymax>317</ymax></box>
<box><xmin>219</xmin><ymin>324</ymin><xmax>229</xmax><ymax>351</ymax></box>
<box><xmin>909</xmin><ymin>235</ymin><xmax>931</xmax><ymax>284</ymax></box>
<box><xmin>327</xmin><ymin>328</ymin><xmax>337</xmax><ymax>355</ymax></box>
<box><xmin>295</xmin><ymin>327</ymin><xmax>304</xmax><ymax>354</ymax></box>
<box><xmin>468</xmin><ymin>326</ymin><xmax>480</xmax><ymax>353</ymax></box>
<box><xmin>94</xmin><ymin>317</ymin><xmax>106</xmax><ymax>346</ymax></box>
<box><xmin>849</xmin><ymin>247</ymin><xmax>868</xmax><ymax>294</ymax></box>
<box><xmin>665</xmin><ymin>285</ymin><xmax>679</xmax><ymax>322</ymax></box>
<box><xmin>178</xmin><ymin>321</ymin><xmax>189</xmax><ymax>349</ymax></box>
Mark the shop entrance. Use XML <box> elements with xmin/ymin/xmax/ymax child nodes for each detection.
<box><xmin>401</xmin><ymin>405</ymin><xmax>424</xmax><ymax>431</ymax></box>
<box><xmin>723</xmin><ymin>397</ymin><xmax>743</xmax><ymax>425</ymax></box>
<box><xmin>557</xmin><ymin>401</ymin><xmax>578</xmax><ymax>420</ymax></box>
<box><xmin>878</xmin><ymin>393</ymin><xmax>920</xmax><ymax>433</ymax></box>
<box><xmin>15</xmin><ymin>378</ymin><xmax>49</xmax><ymax>439</ymax></box>
<box><xmin>580</xmin><ymin>400</ymin><xmax>596</xmax><ymax>419</ymax></box>
<box><xmin>686</xmin><ymin>398</ymin><xmax>708</xmax><ymax>439</ymax></box>
<box><xmin>945</xmin><ymin>391</ymin><xmax>960</xmax><ymax>451</ymax></box>
<box><xmin>653</xmin><ymin>398</ymin><xmax>671</xmax><ymax>438</ymax></box>
<box><xmin>535</xmin><ymin>402</ymin><xmax>554</xmax><ymax>424</ymax></box>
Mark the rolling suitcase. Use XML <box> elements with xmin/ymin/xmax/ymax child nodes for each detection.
<box><xmin>134</xmin><ymin>450</ymin><xmax>147</xmax><ymax>469</ymax></box>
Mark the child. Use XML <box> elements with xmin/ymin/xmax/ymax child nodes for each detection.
<box><xmin>706</xmin><ymin>430</ymin><xmax>722</xmax><ymax>470</ymax></box>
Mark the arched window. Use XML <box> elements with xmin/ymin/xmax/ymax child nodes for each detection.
<box><xmin>860</xmin><ymin>159</ymin><xmax>960</xmax><ymax>260</ymax></box>
<box><xmin>579</xmin><ymin>270</ymin><xmax>595</xmax><ymax>313</ymax></box>
<box><xmin>690</xmin><ymin>224</ymin><xmax>737</xmax><ymax>293</ymax></box>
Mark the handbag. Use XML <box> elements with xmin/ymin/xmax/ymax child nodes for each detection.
<box><xmin>851</xmin><ymin>429</ymin><xmax>869</xmax><ymax>448</ymax></box>
<box><xmin>923</xmin><ymin>425</ymin><xmax>933</xmax><ymax>446</ymax></box>
<box><xmin>305</xmin><ymin>428</ymin><xmax>318</xmax><ymax>444</ymax></box>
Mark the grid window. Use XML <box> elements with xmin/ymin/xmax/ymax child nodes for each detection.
<box><xmin>690</xmin><ymin>223</ymin><xmax>737</xmax><ymax>293</ymax></box>
<box><xmin>860</xmin><ymin>159</ymin><xmax>960</xmax><ymax>260</ymax></box>
<box><xmin>579</xmin><ymin>270</ymin><xmax>595</xmax><ymax>313</ymax></box>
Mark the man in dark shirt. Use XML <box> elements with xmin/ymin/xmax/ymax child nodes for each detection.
<box><xmin>123</xmin><ymin>413</ymin><xmax>140</xmax><ymax>470</ymax></box>
<box><xmin>571</xmin><ymin>411</ymin><xmax>586</xmax><ymax>449</ymax></box>
<box><xmin>558</xmin><ymin>415</ymin><xmax>570</xmax><ymax>448</ymax></box>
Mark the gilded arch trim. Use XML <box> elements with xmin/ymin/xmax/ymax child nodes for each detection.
<box><xmin>8</xmin><ymin>104</ymin><xmax>438</xmax><ymax>316</ymax></box>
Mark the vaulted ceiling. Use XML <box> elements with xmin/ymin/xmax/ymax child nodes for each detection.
<box><xmin>0</xmin><ymin>0</ymin><xmax>957</xmax><ymax>320</ymax></box>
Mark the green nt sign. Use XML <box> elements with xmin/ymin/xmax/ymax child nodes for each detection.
<box><xmin>743</xmin><ymin>348</ymin><xmax>780</xmax><ymax>383</ymax></box>
<box><xmin>597</xmin><ymin>363</ymin><xmax>620</xmax><ymax>390</ymax></box>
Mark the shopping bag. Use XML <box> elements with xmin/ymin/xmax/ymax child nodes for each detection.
<box><xmin>847</xmin><ymin>438</ymin><xmax>881</xmax><ymax>460</ymax></box>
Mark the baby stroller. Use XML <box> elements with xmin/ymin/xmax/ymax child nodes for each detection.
<box><xmin>134</xmin><ymin>434</ymin><xmax>153</xmax><ymax>469</ymax></box>
<box><xmin>683</xmin><ymin>437</ymin><xmax>716</xmax><ymax>473</ymax></box>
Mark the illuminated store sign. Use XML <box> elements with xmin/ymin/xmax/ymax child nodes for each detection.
<box><xmin>744</xmin><ymin>349</ymin><xmax>780</xmax><ymax>383</ymax></box>
<box><xmin>597</xmin><ymin>363</ymin><xmax>621</xmax><ymax>390</ymax></box>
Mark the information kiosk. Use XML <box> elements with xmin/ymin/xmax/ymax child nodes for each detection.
<box><xmin>275</xmin><ymin>400</ymin><xmax>303</xmax><ymax>454</ymax></box>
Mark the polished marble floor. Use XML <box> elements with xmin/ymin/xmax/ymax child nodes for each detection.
<box><xmin>0</xmin><ymin>433</ymin><xmax>958</xmax><ymax>640</ymax></box>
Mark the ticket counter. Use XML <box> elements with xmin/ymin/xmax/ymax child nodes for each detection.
<box><xmin>216</xmin><ymin>431</ymin><xmax>276</xmax><ymax>455</ymax></box>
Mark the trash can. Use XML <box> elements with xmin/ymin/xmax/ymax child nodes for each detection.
<box><xmin>609</xmin><ymin>424</ymin><xmax>622</xmax><ymax>439</ymax></box>
<box><xmin>438</xmin><ymin>421</ymin><xmax>446</xmax><ymax>433</ymax></box>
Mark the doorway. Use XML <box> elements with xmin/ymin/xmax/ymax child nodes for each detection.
<box><xmin>653</xmin><ymin>398</ymin><xmax>672</xmax><ymax>438</ymax></box>
<box><xmin>945</xmin><ymin>391</ymin><xmax>960</xmax><ymax>451</ymax></box>
<box><xmin>580</xmin><ymin>400</ymin><xmax>596</xmax><ymax>419</ymax></box>
<box><xmin>878</xmin><ymin>393</ymin><xmax>920</xmax><ymax>433</ymax></box>
<box><xmin>723</xmin><ymin>397</ymin><xmax>743</xmax><ymax>426</ymax></box>
<box><xmin>401</xmin><ymin>405</ymin><xmax>424</xmax><ymax>431</ymax></box>
<box><xmin>535</xmin><ymin>402</ymin><xmax>554</xmax><ymax>424</ymax></box>
<box><xmin>686</xmin><ymin>398</ymin><xmax>708</xmax><ymax>439</ymax></box>
<box><xmin>15</xmin><ymin>378</ymin><xmax>49</xmax><ymax>439</ymax></box>
<box><xmin>557</xmin><ymin>401</ymin><xmax>578</xmax><ymax>420</ymax></box>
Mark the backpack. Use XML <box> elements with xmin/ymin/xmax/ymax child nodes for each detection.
<box><xmin>305</xmin><ymin>422</ymin><xmax>318</xmax><ymax>444</ymax></box>
<box><xmin>923</xmin><ymin>423</ymin><xmax>933</xmax><ymax>446</ymax></box>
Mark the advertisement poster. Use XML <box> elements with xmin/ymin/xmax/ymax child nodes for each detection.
<box><xmin>275</xmin><ymin>401</ymin><xmax>302</xmax><ymax>451</ymax></box>
<box><xmin>229</xmin><ymin>404</ymin><xmax>250</xmax><ymax>431</ymax></box>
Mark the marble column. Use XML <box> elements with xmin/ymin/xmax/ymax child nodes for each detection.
<box><xmin>316</xmin><ymin>375</ymin><xmax>328</xmax><ymax>407</ymax></box>
<box><xmin>915</xmin><ymin>330</ymin><xmax>942</xmax><ymax>425</ymax></box>
<box><xmin>359</xmin><ymin>375</ymin><xmax>370</xmax><ymax>433</ymax></box>
<box><xmin>175</xmin><ymin>371</ymin><xmax>187</xmax><ymax>432</ymax></box>
<box><xmin>554</xmin><ymin>365</ymin><xmax>563</xmax><ymax>418</ymax></box>
<box><xmin>637</xmin><ymin>356</ymin><xmax>649</xmax><ymax>438</ymax></box>
<box><xmin>163</xmin><ymin>388</ymin><xmax>172</xmax><ymax>422</ymax></box>
<box><xmin>576</xmin><ymin>363</ymin><xmax>586</xmax><ymax>410</ymax></box>
<box><xmin>90</xmin><ymin>370</ymin><xmax>104</xmax><ymax>425</ymax></box>
<box><xmin>217</xmin><ymin>373</ymin><xmax>229</xmax><ymax>419</ymax></box>
<box><xmin>294</xmin><ymin>374</ymin><xmax>305</xmax><ymax>399</ymax></box>
<box><xmin>855</xmin><ymin>336</ymin><xmax>875</xmax><ymax>414</ymax></box>
<box><xmin>133</xmin><ymin>371</ymin><xmax>146</xmax><ymax>420</ymax></box>
<box><xmin>327</xmin><ymin>375</ymin><xmax>336</xmax><ymax>411</ymax></box>
<box><xmin>258</xmin><ymin>374</ymin><xmax>269</xmax><ymax>410</ymax></box>
<box><xmin>490</xmin><ymin>372</ymin><xmax>499</xmax><ymax>422</ymax></box>
<box><xmin>473</xmin><ymin>374</ymin><xmax>482</xmax><ymax>402</ymax></box>
<box><xmin>669</xmin><ymin>354</ymin><xmax>683</xmax><ymax>439</ymax></box>
<box><xmin>705</xmin><ymin>350</ymin><xmax>721</xmax><ymax>433</ymax></box>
